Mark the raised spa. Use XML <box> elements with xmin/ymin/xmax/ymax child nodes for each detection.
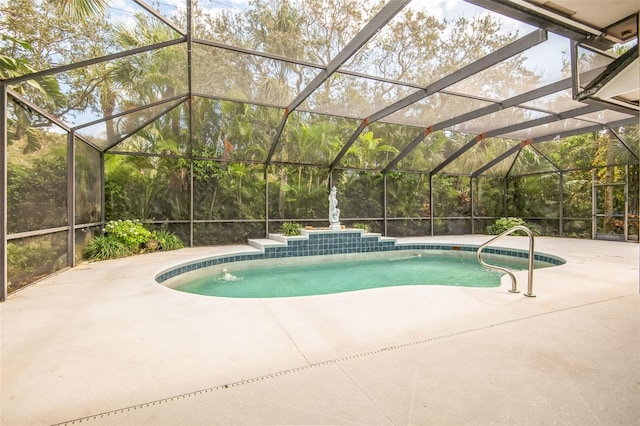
<box><xmin>156</xmin><ymin>230</ymin><xmax>565</xmax><ymax>298</ymax></box>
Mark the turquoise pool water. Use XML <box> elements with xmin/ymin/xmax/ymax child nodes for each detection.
<box><xmin>173</xmin><ymin>253</ymin><xmax>530</xmax><ymax>298</ymax></box>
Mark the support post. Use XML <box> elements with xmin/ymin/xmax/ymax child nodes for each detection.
<box><xmin>625</xmin><ymin>165</ymin><xmax>629</xmax><ymax>242</ymax></box>
<box><xmin>189</xmin><ymin>157</ymin><xmax>194</xmax><ymax>247</ymax></box>
<box><xmin>591</xmin><ymin>169</ymin><xmax>596</xmax><ymax>239</ymax></box>
<box><xmin>1</xmin><ymin>86</ymin><xmax>7</xmax><ymax>301</ymax></box>
<box><xmin>264</xmin><ymin>167</ymin><xmax>269</xmax><ymax>237</ymax></box>
<box><xmin>100</xmin><ymin>150</ymin><xmax>105</xmax><ymax>225</ymax></box>
<box><xmin>429</xmin><ymin>174</ymin><xmax>434</xmax><ymax>237</ymax></box>
<box><xmin>470</xmin><ymin>176</ymin><xmax>475</xmax><ymax>234</ymax></box>
<box><xmin>383</xmin><ymin>171</ymin><xmax>388</xmax><ymax>236</ymax></box>
<box><xmin>187</xmin><ymin>0</ymin><xmax>194</xmax><ymax>247</ymax></box>
<box><xmin>559</xmin><ymin>172</ymin><xmax>564</xmax><ymax>237</ymax></box>
<box><xmin>67</xmin><ymin>131</ymin><xmax>76</xmax><ymax>267</ymax></box>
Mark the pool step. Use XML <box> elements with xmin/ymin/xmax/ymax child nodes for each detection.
<box><xmin>248</xmin><ymin>229</ymin><xmax>398</xmax><ymax>254</ymax></box>
<box><xmin>247</xmin><ymin>238</ymin><xmax>287</xmax><ymax>251</ymax></box>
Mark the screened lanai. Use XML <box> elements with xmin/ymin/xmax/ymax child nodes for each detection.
<box><xmin>1</xmin><ymin>0</ymin><xmax>638</xmax><ymax>300</ymax></box>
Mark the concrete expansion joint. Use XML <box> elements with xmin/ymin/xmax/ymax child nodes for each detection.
<box><xmin>52</xmin><ymin>296</ymin><xmax>632</xmax><ymax>425</ymax></box>
<box><xmin>52</xmin><ymin>324</ymin><xmax>494</xmax><ymax>425</ymax></box>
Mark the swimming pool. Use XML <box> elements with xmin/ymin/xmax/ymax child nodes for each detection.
<box><xmin>170</xmin><ymin>251</ymin><xmax>544</xmax><ymax>298</ymax></box>
<box><xmin>162</xmin><ymin>248</ymin><xmax>563</xmax><ymax>298</ymax></box>
<box><xmin>156</xmin><ymin>230</ymin><xmax>565</xmax><ymax>298</ymax></box>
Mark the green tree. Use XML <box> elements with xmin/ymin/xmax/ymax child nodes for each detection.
<box><xmin>343</xmin><ymin>131</ymin><xmax>399</xmax><ymax>169</ymax></box>
<box><xmin>1</xmin><ymin>0</ymin><xmax>113</xmax><ymax>114</ymax></box>
<box><xmin>7</xmin><ymin>153</ymin><xmax>68</xmax><ymax>233</ymax></box>
<box><xmin>386</xmin><ymin>171</ymin><xmax>430</xmax><ymax>217</ymax></box>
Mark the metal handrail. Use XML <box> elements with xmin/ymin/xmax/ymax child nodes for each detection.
<box><xmin>477</xmin><ymin>225</ymin><xmax>536</xmax><ymax>297</ymax></box>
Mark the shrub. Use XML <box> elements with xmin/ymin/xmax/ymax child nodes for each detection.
<box><xmin>153</xmin><ymin>229</ymin><xmax>185</xmax><ymax>251</ymax></box>
<box><xmin>82</xmin><ymin>236</ymin><xmax>132</xmax><ymax>261</ymax></box>
<box><xmin>104</xmin><ymin>219</ymin><xmax>152</xmax><ymax>249</ymax></box>
<box><xmin>353</xmin><ymin>223</ymin><xmax>370</xmax><ymax>233</ymax></box>
<box><xmin>281</xmin><ymin>222</ymin><xmax>302</xmax><ymax>236</ymax></box>
<box><xmin>81</xmin><ymin>220</ymin><xmax>186</xmax><ymax>261</ymax></box>
<box><xmin>486</xmin><ymin>217</ymin><xmax>541</xmax><ymax>236</ymax></box>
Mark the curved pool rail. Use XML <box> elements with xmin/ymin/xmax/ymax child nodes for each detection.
<box><xmin>477</xmin><ymin>226</ymin><xmax>536</xmax><ymax>297</ymax></box>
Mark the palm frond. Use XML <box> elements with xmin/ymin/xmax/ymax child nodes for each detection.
<box><xmin>60</xmin><ymin>0</ymin><xmax>108</xmax><ymax>20</ymax></box>
<box><xmin>24</xmin><ymin>127</ymin><xmax>43</xmax><ymax>154</ymax></box>
<box><xmin>25</xmin><ymin>76</ymin><xmax>63</xmax><ymax>103</ymax></box>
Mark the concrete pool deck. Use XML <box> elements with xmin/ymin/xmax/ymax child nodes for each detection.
<box><xmin>1</xmin><ymin>235</ymin><xmax>638</xmax><ymax>425</ymax></box>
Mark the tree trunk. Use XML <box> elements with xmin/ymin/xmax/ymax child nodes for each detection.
<box><xmin>278</xmin><ymin>167</ymin><xmax>287</xmax><ymax>218</ymax></box>
<box><xmin>278</xmin><ymin>136</ymin><xmax>288</xmax><ymax>218</ymax></box>
<box><xmin>101</xmin><ymin>86</ymin><xmax>117</xmax><ymax>143</ymax></box>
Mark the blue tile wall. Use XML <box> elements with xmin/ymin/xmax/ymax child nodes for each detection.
<box><xmin>156</xmin><ymin>231</ymin><xmax>565</xmax><ymax>283</ymax></box>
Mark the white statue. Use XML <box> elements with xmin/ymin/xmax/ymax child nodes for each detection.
<box><xmin>329</xmin><ymin>186</ymin><xmax>341</xmax><ymax>230</ymax></box>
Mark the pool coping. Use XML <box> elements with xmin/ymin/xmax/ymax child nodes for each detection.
<box><xmin>156</xmin><ymin>229</ymin><xmax>565</xmax><ymax>284</ymax></box>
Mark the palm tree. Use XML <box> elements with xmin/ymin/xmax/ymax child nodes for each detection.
<box><xmin>2</xmin><ymin>0</ymin><xmax>107</xmax><ymax>150</ymax></box>
<box><xmin>60</xmin><ymin>0</ymin><xmax>108</xmax><ymax>20</ymax></box>
<box><xmin>1</xmin><ymin>33</ymin><xmax>64</xmax><ymax>153</ymax></box>
<box><xmin>344</xmin><ymin>131</ymin><xmax>399</xmax><ymax>169</ymax></box>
